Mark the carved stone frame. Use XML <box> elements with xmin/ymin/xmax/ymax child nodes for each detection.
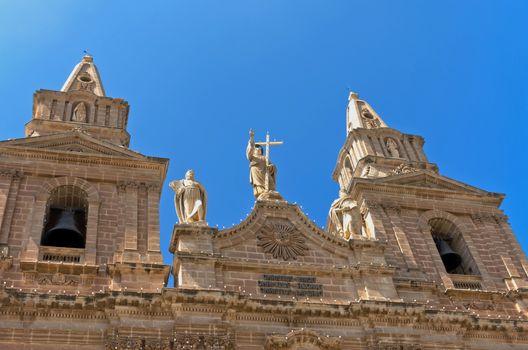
<box><xmin>21</xmin><ymin>176</ymin><xmax>100</xmax><ymax>266</ymax></box>
<box><xmin>417</xmin><ymin>209</ymin><xmax>490</xmax><ymax>290</ymax></box>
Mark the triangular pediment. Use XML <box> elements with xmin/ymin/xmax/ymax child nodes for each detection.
<box><xmin>214</xmin><ymin>200</ymin><xmax>351</xmax><ymax>264</ymax></box>
<box><xmin>171</xmin><ymin>200</ymin><xmax>393</xmax><ymax>301</ymax></box>
<box><xmin>376</xmin><ymin>171</ymin><xmax>490</xmax><ymax>195</ymax></box>
<box><xmin>0</xmin><ymin>131</ymin><xmax>146</xmax><ymax>159</ymax></box>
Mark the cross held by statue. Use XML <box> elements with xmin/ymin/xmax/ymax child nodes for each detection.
<box><xmin>254</xmin><ymin>131</ymin><xmax>283</xmax><ymax>192</ymax></box>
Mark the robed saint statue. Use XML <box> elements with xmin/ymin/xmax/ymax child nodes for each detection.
<box><xmin>170</xmin><ymin>169</ymin><xmax>207</xmax><ymax>224</ymax></box>
<box><xmin>327</xmin><ymin>191</ymin><xmax>363</xmax><ymax>240</ymax></box>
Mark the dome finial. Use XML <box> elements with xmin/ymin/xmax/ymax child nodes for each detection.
<box><xmin>348</xmin><ymin>90</ymin><xmax>359</xmax><ymax>101</ymax></box>
<box><xmin>82</xmin><ymin>49</ymin><xmax>93</xmax><ymax>63</ymax></box>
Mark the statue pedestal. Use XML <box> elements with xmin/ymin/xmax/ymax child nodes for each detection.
<box><xmin>257</xmin><ymin>190</ymin><xmax>284</xmax><ymax>201</ymax></box>
<box><xmin>169</xmin><ymin>223</ymin><xmax>218</xmax><ymax>289</ymax></box>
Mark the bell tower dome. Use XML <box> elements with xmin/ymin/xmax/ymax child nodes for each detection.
<box><xmin>25</xmin><ymin>55</ymin><xmax>131</xmax><ymax>147</ymax></box>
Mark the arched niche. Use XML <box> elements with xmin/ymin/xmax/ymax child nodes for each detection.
<box><xmin>40</xmin><ymin>185</ymin><xmax>88</xmax><ymax>249</ymax></box>
<box><xmin>428</xmin><ymin>217</ymin><xmax>479</xmax><ymax>275</ymax></box>
<box><xmin>71</xmin><ymin>101</ymin><xmax>89</xmax><ymax>123</ymax></box>
<box><xmin>418</xmin><ymin>210</ymin><xmax>480</xmax><ymax>276</ymax></box>
<box><xmin>25</xmin><ymin>176</ymin><xmax>100</xmax><ymax>266</ymax></box>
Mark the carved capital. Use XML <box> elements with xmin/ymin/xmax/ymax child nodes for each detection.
<box><xmin>222</xmin><ymin>308</ymin><xmax>237</xmax><ymax>321</ymax></box>
<box><xmin>116</xmin><ymin>181</ymin><xmax>140</xmax><ymax>193</ymax></box>
<box><xmin>471</xmin><ymin>213</ymin><xmax>500</xmax><ymax>225</ymax></box>
<box><xmin>0</xmin><ymin>169</ymin><xmax>24</xmax><ymax>179</ymax></box>
<box><xmin>126</xmin><ymin>181</ymin><xmax>139</xmax><ymax>189</ymax></box>
<box><xmin>382</xmin><ymin>204</ymin><xmax>401</xmax><ymax>215</ymax></box>
<box><xmin>146</xmin><ymin>182</ymin><xmax>160</xmax><ymax>191</ymax></box>
<box><xmin>364</xmin><ymin>200</ymin><xmax>381</xmax><ymax>208</ymax></box>
<box><xmin>116</xmin><ymin>181</ymin><xmax>127</xmax><ymax>194</ymax></box>
<box><xmin>494</xmin><ymin>214</ymin><xmax>509</xmax><ymax>224</ymax></box>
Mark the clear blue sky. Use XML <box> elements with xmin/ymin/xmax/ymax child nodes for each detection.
<box><xmin>1</xmin><ymin>1</ymin><xmax>527</xmax><ymax>268</ymax></box>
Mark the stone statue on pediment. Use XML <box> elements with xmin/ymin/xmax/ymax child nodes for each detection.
<box><xmin>170</xmin><ymin>169</ymin><xmax>207</xmax><ymax>224</ymax></box>
<box><xmin>327</xmin><ymin>191</ymin><xmax>363</xmax><ymax>240</ymax></box>
<box><xmin>246</xmin><ymin>129</ymin><xmax>283</xmax><ymax>200</ymax></box>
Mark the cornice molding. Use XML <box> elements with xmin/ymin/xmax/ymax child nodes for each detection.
<box><xmin>0</xmin><ymin>288</ymin><xmax>527</xmax><ymax>340</ymax></box>
<box><xmin>351</xmin><ymin>180</ymin><xmax>503</xmax><ymax>206</ymax></box>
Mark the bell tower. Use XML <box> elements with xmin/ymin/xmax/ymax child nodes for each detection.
<box><xmin>328</xmin><ymin>92</ymin><xmax>528</xmax><ymax>308</ymax></box>
<box><xmin>26</xmin><ymin>54</ymin><xmax>130</xmax><ymax>146</ymax></box>
<box><xmin>334</xmin><ymin>92</ymin><xmax>438</xmax><ymax>191</ymax></box>
<box><xmin>0</xmin><ymin>56</ymin><xmax>169</xmax><ymax>294</ymax></box>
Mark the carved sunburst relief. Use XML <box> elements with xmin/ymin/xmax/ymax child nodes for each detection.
<box><xmin>257</xmin><ymin>220</ymin><xmax>308</xmax><ymax>261</ymax></box>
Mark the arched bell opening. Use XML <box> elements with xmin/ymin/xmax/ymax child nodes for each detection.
<box><xmin>41</xmin><ymin>185</ymin><xmax>88</xmax><ymax>249</ymax></box>
<box><xmin>429</xmin><ymin>218</ymin><xmax>479</xmax><ymax>276</ymax></box>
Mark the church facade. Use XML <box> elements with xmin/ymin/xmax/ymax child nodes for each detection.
<box><xmin>0</xmin><ymin>57</ymin><xmax>527</xmax><ymax>349</ymax></box>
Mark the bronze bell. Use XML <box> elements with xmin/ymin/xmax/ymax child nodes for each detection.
<box><xmin>434</xmin><ymin>237</ymin><xmax>462</xmax><ymax>272</ymax></box>
<box><xmin>41</xmin><ymin>209</ymin><xmax>85</xmax><ymax>248</ymax></box>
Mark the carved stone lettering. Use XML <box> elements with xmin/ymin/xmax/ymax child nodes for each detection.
<box><xmin>258</xmin><ymin>274</ymin><xmax>323</xmax><ymax>297</ymax></box>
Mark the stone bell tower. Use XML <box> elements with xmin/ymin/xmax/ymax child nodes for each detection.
<box><xmin>335</xmin><ymin>92</ymin><xmax>437</xmax><ymax>188</ymax></box>
<box><xmin>0</xmin><ymin>55</ymin><xmax>169</xmax><ymax>294</ymax></box>
<box><xmin>330</xmin><ymin>92</ymin><xmax>528</xmax><ymax>313</ymax></box>
<box><xmin>26</xmin><ymin>55</ymin><xmax>130</xmax><ymax>146</ymax></box>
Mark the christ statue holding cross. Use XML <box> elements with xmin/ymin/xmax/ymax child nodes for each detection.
<box><xmin>246</xmin><ymin>129</ymin><xmax>283</xmax><ymax>200</ymax></box>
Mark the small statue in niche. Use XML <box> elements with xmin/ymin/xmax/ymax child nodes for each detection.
<box><xmin>170</xmin><ymin>169</ymin><xmax>207</xmax><ymax>224</ymax></box>
<box><xmin>327</xmin><ymin>191</ymin><xmax>363</xmax><ymax>240</ymax></box>
<box><xmin>72</xmin><ymin>102</ymin><xmax>88</xmax><ymax>123</ymax></box>
<box><xmin>386</xmin><ymin>138</ymin><xmax>400</xmax><ymax>158</ymax></box>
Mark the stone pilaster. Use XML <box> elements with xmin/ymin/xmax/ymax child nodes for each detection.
<box><xmin>0</xmin><ymin>170</ymin><xmax>23</xmax><ymax>248</ymax></box>
<box><xmin>122</xmin><ymin>181</ymin><xmax>140</xmax><ymax>262</ymax></box>
<box><xmin>381</xmin><ymin>204</ymin><xmax>419</xmax><ymax>270</ymax></box>
<box><xmin>146</xmin><ymin>183</ymin><xmax>162</xmax><ymax>263</ymax></box>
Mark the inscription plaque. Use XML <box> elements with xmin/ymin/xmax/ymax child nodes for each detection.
<box><xmin>258</xmin><ymin>274</ymin><xmax>323</xmax><ymax>297</ymax></box>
